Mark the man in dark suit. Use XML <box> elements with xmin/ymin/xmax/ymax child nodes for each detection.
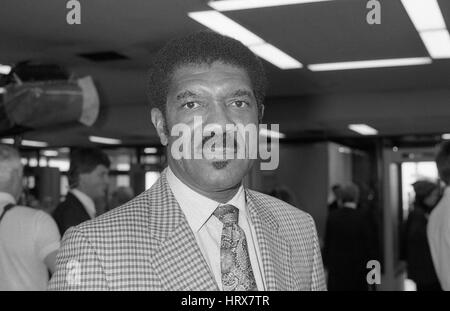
<box><xmin>52</xmin><ymin>148</ymin><xmax>110</xmax><ymax>235</ymax></box>
<box><xmin>49</xmin><ymin>31</ymin><xmax>326</xmax><ymax>291</ymax></box>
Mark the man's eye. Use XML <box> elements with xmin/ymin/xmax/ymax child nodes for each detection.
<box><xmin>231</xmin><ymin>101</ymin><xmax>248</xmax><ymax>108</ymax></box>
<box><xmin>182</xmin><ymin>102</ymin><xmax>200</xmax><ymax>109</ymax></box>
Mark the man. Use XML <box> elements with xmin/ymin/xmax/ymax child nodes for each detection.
<box><xmin>328</xmin><ymin>184</ymin><xmax>342</xmax><ymax>214</ymax></box>
<box><xmin>0</xmin><ymin>144</ymin><xmax>60</xmax><ymax>290</ymax></box>
<box><xmin>323</xmin><ymin>184</ymin><xmax>378</xmax><ymax>291</ymax></box>
<box><xmin>52</xmin><ymin>147</ymin><xmax>110</xmax><ymax>236</ymax></box>
<box><xmin>49</xmin><ymin>31</ymin><xmax>326</xmax><ymax>291</ymax></box>
<box><xmin>428</xmin><ymin>142</ymin><xmax>450</xmax><ymax>290</ymax></box>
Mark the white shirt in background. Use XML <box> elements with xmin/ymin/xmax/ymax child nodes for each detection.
<box><xmin>427</xmin><ymin>186</ymin><xmax>450</xmax><ymax>290</ymax></box>
<box><xmin>166</xmin><ymin>167</ymin><xmax>267</xmax><ymax>290</ymax></box>
<box><xmin>70</xmin><ymin>188</ymin><xmax>96</xmax><ymax>219</ymax></box>
<box><xmin>0</xmin><ymin>192</ymin><xmax>61</xmax><ymax>290</ymax></box>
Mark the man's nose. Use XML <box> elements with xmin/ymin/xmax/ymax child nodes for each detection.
<box><xmin>206</xmin><ymin>102</ymin><xmax>232</xmax><ymax>128</ymax></box>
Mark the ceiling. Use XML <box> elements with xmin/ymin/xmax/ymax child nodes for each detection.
<box><xmin>0</xmin><ymin>0</ymin><xmax>449</xmax><ymax>147</ymax></box>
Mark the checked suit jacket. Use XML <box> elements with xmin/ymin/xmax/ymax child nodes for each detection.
<box><xmin>48</xmin><ymin>169</ymin><xmax>326</xmax><ymax>291</ymax></box>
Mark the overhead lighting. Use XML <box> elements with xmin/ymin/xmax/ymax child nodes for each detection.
<box><xmin>188</xmin><ymin>11</ymin><xmax>264</xmax><ymax>46</ymax></box>
<box><xmin>401</xmin><ymin>0</ymin><xmax>446</xmax><ymax>32</ymax></box>
<box><xmin>117</xmin><ymin>163</ymin><xmax>130</xmax><ymax>171</ymax></box>
<box><xmin>442</xmin><ymin>133</ymin><xmax>450</xmax><ymax>140</ymax></box>
<box><xmin>259</xmin><ymin>128</ymin><xmax>286</xmax><ymax>139</ymax></box>
<box><xmin>58</xmin><ymin>147</ymin><xmax>70</xmax><ymax>153</ymax></box>
<box><xmin>308</xmin><ymin>57</ymin><xmax>432</xmax><ymax>71</ymax></box>
<box><xmin>249</xmin><ymin>43</ymin><xmax>303</xmax><ymax>69</ymax></box>
<box><xmin>420</xmin><ymin>29</ymin><xmax>450</xmax><ymax>59</ymax></box>
<box><xmin>89</xmin><ymin>136</ymin><xmax>122</xmax><ymax>145</ymax></box>
<box><xmin>1</xmin><ymin>138</ymin><xmax>14</xmax><ymax>144</ymax></box>
<box><xmin>0</xmin><ymin>64</ymin><xmax>11</xmax><ymax>75</ymax></box>
<box><xmin>21</xmin><ymin>139</ymin><xmax>48</xmax><ymax>147</ymax></box>
<box><xmin>209</xmin><ymin>0</ymin><xmax>331</xmax><ymax>11</ymax></box>
<box><xmin>348</xmin><ymin>124</ymin><xmax>378</xmax><ymax>136</ymax></box>
<box><xmin>144</xmin><ymin>147</ymin><xmax>158</xmax><ymax>154</ymax></box>
<box><xmin>0</xmin><ymin>87</ymin><xmax>6</xmax><ymax>94</ymax></box>
<box><xmin>188</xmin><ymin>10</ymin><xmax>303</xmax><ymax>69</ymax></box>
<box><xmin>338</xmin><ymin>146</ymin><xmax>351</xmax><ymax>154</ymax></box>
<box><xmin>42</xmin><ymin>150</ymin><xmax>58</xmax><ymax>157</ymax></box>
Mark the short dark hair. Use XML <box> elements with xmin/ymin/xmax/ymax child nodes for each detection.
<box><xmin>436</xmin><ymin>141</ymin><xmax>450</xmax><ymax>184</ymax></box>
<box><xmin>147</xmin><ymin>31</ymin><xmax>267</xmax><ymax>120</ymax></box>
<box><xmin>68</xmin><ymin>148</ymin><xmax>110</xmax><ymax>188</ymax></box>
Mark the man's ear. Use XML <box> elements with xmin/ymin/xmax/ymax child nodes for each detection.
<box><xmin>151</xmin><ymin>108</ymin><xmax>168</xmax><ymax>146</ymax></box>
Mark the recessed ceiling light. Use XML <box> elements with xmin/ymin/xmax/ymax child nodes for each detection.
<box><xmin>348</xmin><ymin>124</ymin><xmax>378</xmax><ymax>136</ymax></box>
<box><xmin>401</xmin><ymin>0</ymin><xmax>446</xmax><ymax>32</ymax></box>
<box><xmin>0</xmin><ymin>87</ymin><xmax>6</xmax><ymax>94</ymax></box>
<box><xmin>188</xmin><ymin>11</ymin><xmax>264</xmax><ymax>46</ymax></box>
<box><xmin>144</xmin><ymin>147</ymin><xmax>158</xmax><ymax>154</ymax></box>
<box><xmin>0</xmin><ymin>138</ymin><xmax>14</xmax><ymax>144</ymax></box>
<box><xmin>0</xmin><ymin>64</ymin><xmax>11</xmax><ymax>75</ymax></box>
<box><xmin>209</xmin><ymin>0</ymin><xmax>332</xmax><ymax>11</ymax></box>
<box><xmin>21</xmin><ymin>140</ymin><xmax>48</xmax><ymax>148</ymax></box>
<box><xmin>442</xmin><ymin>133</ymin><xmax>450</xmax><ymax>140</ymax></box>
<box><xmin>420</xmin><ymin>29</ymin><xmax>450</xmax><ymax>59</ymax></box>
<box><xmin>89</xmin><ymin>136</ymin><xmax>122</xmax><ymax>145</ymax></box>
<box><xmin>259</xmin><ymin>128</ymin><xmax>286</xmax><ymax>139</ymax></box>
<box><xmin>42</xmin><ymin>150</ymin><xmax>58</xmax><ymax>157</ymax></box>
<box><xmin>249</xmin><ymin>43</ymin><xmax>303</xmax><ymax>69</ymax></box>
<box><xmin>308</xmin><ymin>57</ymin><xmax>432</xmax><ymax>71</ymax></box>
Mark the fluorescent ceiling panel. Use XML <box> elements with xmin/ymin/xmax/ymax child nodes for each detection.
<box><xmin>420</xmin><ymin>29</ymin><xmax>450</xmax><ymax>59</ymax></box>
<box><xmin>308</xmin><ymin>57</ymin><xmax>432</xmax><ymax>71</ymax></box>
<box><xmin>401</xmin><ymin>0</ymin><xmax>446</xmax><ymax>31</ymax></box>
<box><xmin>209</xmin><ymin>0</ymin><xmax>331</xmax><ymax>11</ymax></box>
<box><xmin>348</xmin><ymin>124</ymin><xmax>378</xmax><ymax>135</ymax></box>
<box><xmin>249</xmin><ymin>43</ymin><xmax>303</xmax><ymax>69</ymax></box>
<box><xmin>89</xmin><ymin>136</ymin><xmax>122</xmax><ymax>145</ymax></box>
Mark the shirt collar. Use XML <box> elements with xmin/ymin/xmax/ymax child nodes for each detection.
<box><xmin>166</xmin><ymin>166</ymin><xmax>246</xmax><ymax>232</ymax></box>
<box><xmin>0</xmin><ymin>192</ymin><xmax>16</xmax><ymax>208</ymax></box>
<box><xmin>70</xmin><ymin>188</ymin><xmax>96</xmax><ymax>219</ymax></box>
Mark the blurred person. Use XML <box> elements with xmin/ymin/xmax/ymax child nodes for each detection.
<box><xmin>0</xmin><ymin>144</ymin><xmax>60</xmax><ymax>290</ymax></box>
<box><xmin>323</xmin><ymin>183</ymin><xmax>378</xmax><ymax>291</ymax></box>
<box><xmin>52</xmin><ymin>147</ymin><xmax>110</xmax><ymax>236</ymax></box>
<box><xmin>49</xmin><ymin>31</ymin><xmax>325</xmax><ymax>291</ymax></box>
<box><xmin>109</xmin><ymin>186</ymin><xmax>134</xmax><ymax>210</ymax></box>
<box><xmin>428</xmin><ymin>141</ymin><xmax>450</xmax><ymax>290</ymax></box>
<box><xmin>405</xmin><ymin>180</ymin><xmax>441</xmax><ymax>291</ymax></box>
<box><xmin>328</xmin><ymin>184</ymin><xmax>342</xmax><ymax>214</ymax></box>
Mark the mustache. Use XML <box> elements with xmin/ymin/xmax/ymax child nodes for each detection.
<box><xmin>202</xmin><ymin>132</ymin><xmax>238</xmax><ymax>149</ymax></box>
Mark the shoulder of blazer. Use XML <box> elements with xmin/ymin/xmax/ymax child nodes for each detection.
<box><xmin>246</xmin><ymin>189</ymin><xmax>317</xmax><ymax>234</ymax></box>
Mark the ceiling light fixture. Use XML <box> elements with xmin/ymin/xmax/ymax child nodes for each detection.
<box><xmin>348</xmin><ymin>124</ymin><xmax>378</xmax><ymax>136</ymax></box>
<box><xmin>89</xmin><ymin>136</ymin><xmax>122</xmax><ymax>145</ymax></box>
<box><xmin>209</xmin><ymin>0</ymin><xmax>332</xmax><ymax>11</ymax></box>
<box><xmin>308</xmin><ymin>57</ymin><xmax>432</xmax><ymax>71</ymax></box>
<box><xmin>259</xmin><ymin>128</ymin><xmax>286</xmax><ymax>139</ymax></box>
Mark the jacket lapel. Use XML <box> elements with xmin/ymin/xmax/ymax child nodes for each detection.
<box><xmin>148</xmin><ymin>171</ymin><xmax>219</xmax><ymax>291</ymax></box>
<box><xmin>246</xmin><ymin>190</ymin><xmax>296</xmax><ymax>291</ymax></box>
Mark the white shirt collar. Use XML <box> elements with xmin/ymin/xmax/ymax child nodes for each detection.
<box><xmin>70</xmin><ymin>188</ymin><xmax>96</xmax><ymax>219</ymax></box>
<box><xmin>0</xmin><ymin>192</ymin><xmax>16</xmax><ymax>209</ymax></box>
<box><xmin>166</xmin><ymin>166</ymin><xmax>247</xmax><ymax>232</ymax></box>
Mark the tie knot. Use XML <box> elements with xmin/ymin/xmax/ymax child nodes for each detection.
<box><xmin>213</xmin><ymin>204</ymin><xmax>239</xmax><ymax>226</ymax></box>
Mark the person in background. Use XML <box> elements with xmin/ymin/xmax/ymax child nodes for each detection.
<box><xmin>405</xmin><ymin>180</ymin><xmax>442</xmax><ymax>291</ymax></box>
<box><xmin>428</xmin><ymin>141</ymin><xmax>450</xmax><ymax>290</ymax></box>
<box><xmin>52</xmin><ymin>147</ymin><xmax>110</xmax><ymax>236</ymax></box>
<box><xmin>323</xmin><ymin>183</ymin><xmax>378</xmax><ymax>291</ymax></box>
<box><xmin>328</xmin><ymin>184</ymin><xmax>342</xmax><ymax>214</ymax></box>
<box><xmin>109</xmin><ymin>186</ymin><xmax>134</xmax><ymax>210</ymax></box>
<box><xmin>0</xmin><ymin>144</ymin><xmax>60</xmax><ymax>290</ymax></box>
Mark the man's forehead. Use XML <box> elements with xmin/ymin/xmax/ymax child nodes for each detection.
<box><xmin>170</xmin><ymin>61</ymin><xmax>250</xmax><ymax>81</ymax></box>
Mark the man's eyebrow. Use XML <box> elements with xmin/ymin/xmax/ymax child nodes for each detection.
<box><xmin>176</xmin><ymin>90</ymin><xmax>198</xmax><ymax>100</ymax></box>
<box><xmin>230</xmin><ymin>89</ymin><xmax>254</xmax><ymax>98</ymax></box>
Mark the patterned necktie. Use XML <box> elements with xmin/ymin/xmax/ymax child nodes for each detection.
<box><xmin>213</xmin><ymin>204</ymin><xmax>257</xmax><ymax>291</ymax></box>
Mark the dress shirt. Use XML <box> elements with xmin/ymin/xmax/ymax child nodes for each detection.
<box><xmin>427</xmin><ymin>186</ymin><xmax>450</xmax><ymax>290</ymax></box>
<box><xmin>166</xmin><ymin>166</ymin><xmax>266</xmax><ymax>290</ymax></box>
<box><xmin>70</xmin><ymin>188</ymin><xmax>96</xmax><ymax>219</ymax></box>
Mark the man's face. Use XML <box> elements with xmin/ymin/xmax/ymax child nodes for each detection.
<box><xmin>153</xmin><ymin>61</ymin><xmax>260</xmax><ymax>193</ymax></box>
<box><xmin>79</xmin><ymin>164</ymin><xmax>109</xmax><ymax>200</ymax></box>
